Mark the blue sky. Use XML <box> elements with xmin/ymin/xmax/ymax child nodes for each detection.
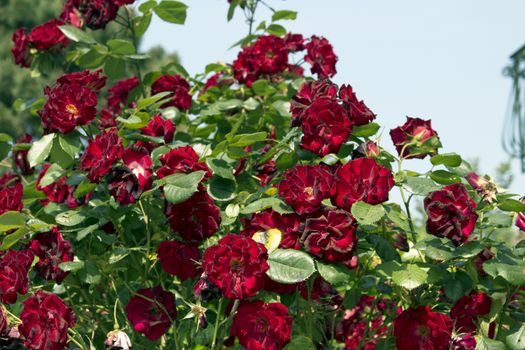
<box><xmin>141</xmin><ymin>0</ymin><xmax>525</xmax><ymax>194</ymax></box>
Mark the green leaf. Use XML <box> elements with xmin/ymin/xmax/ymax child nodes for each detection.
<box><xmin>498</xmin><ymin>199</ymin><xmax>525</xmax><ymax>213</ymax></box>
<box><xmin>272</xmin><ymin>100</ymin><xmax>291</xmax><ymax>117</ymax></box>
<box><xmin>365</xmin><ymin>235</ymin><xmax>401</xmax><ymax>262</ymax></box>
<box><xmin>28</xmin><ymin>133</ymin><xmax>55</xmax><ymax>167</ymax></box>
<box><xmin>272</xmin><ymin>10</ymin><xmax>298</xmax><ymax>21</ymax></box>
<box><xmin>424</xmin><ymin>239</ymin><xmax>455</xmax><ymax>261</ymax></box>
<box><xmin>117</xmin><ymin>112</ymin><xmax>150</xmax><ymax>129</ymax></box>
<box><xmin>59</xmin><ymin>25</ymin><xmax>97</xmax><ymax>44</ymax></box>
<box><xmin>134</xmin><ymin>12</ymin><xmax>153</xmax><ymax>37</ymax></box>
<box><xmin>136</xmin><ymin>92</ymin><xmax>172</xmax><ymax>110</ymax></box>
<box><xmin>227</xmin><ymin>0</ymin><xmax>237</xmax><ymax>21</ymax></box>
<box><xmin>217</xmin><ymin>99</ymin><xmax>243</xmax><ymax>111</ymax></box>
<box><xmin>107</xmin><ymin>39</ymin><xmax>135</xmax><ymax>55</ymax></box>
<box><xmin>206</xmin><ymin>158</ymin><xmax>235</xmax><ymax>180</ymax></box>
<box><xmin>78</xmin><ymin>48</ymin><xmax>107</xmax><ymax>69</ymax></box>
<box><xmin>283</xmin><ymin>336</ymin><xmax>315</xmax><ymax>350</ymax></box>
<box><xmin>506</xmin><ymin>324</ymin><xmax>525</xmax><ymax>350</ymax></box>
<box><xmin>352</xmin><ymin>123</ymin><xmax>380</xmax><ymax>137</ymax></box>
<box><xmin>266</xmin><ymin>24</ymin><xmax>286</xmax><ymax>36</ymax></box>
<box><xmin>154</xmin><ymin>0</ymin><xmax>188</xmax><ymax>24</ymax></box>
<box><xmin>475</xmin><ymin>337</ymin><xmax>507</xmax><ymax>350</ymax></box>
<box><xmin>58</xmin><ymin>133</ymin><xmax>82</xmax><ymax>159</ymax></box>
<box><xmin>444</xmin><ymin>271</ymin><xmax>473</xmax><ymax>301</ymax></box>
<box><xmin>0</xmin><ymin>142</ymin><xmax>11</xmax><ymax>162</ymax></box>
<box><xmin>59</xmin><ymin>260</ymin><xmax>85</xmax><ymax>272</ymax></box>
<box><xmin>430</xmin><ymin>153</ymin><xmax>462</xmax><ymax>167</ymax></box>
<box><xmin>38</xmin><ymin>163</ymin><xmax>64</xmax><ymax>187</ymax></box>
<box><xmin>0</xmin><ymin>227</ymin><xmax>28</xmax><ymax>250</ymax></box>
<box><xmin>430</xmin><ymin>170</ymin><xmax>461</xmax><ymax>185</ymax></box>
<box><xmin>0</xmin><ymin>211</ymin><xmax>26</xmax><ymax>232</ymax></box>
<box><xmin>55</xmin><ymin>210</ymin><xmax>86</xmax><ymax>227</ymax></box>
<box><xmin>391</xmin><ymin>264</ymin><xmax>428</xmax><ymax>290</ymax></box>
<box><xmin>483</xmin><ymin>260</ymin><xmax>525</xmax><ymax>285</ymax></box>
<box><xmin>109</xmin><ymin>247</ymin><xmax>130</xmax><ymax>264</ymax></box>
<box><xmin>404</xmin><ymin>176</ymin><xmax>441</xmax><ymax>196</ymax></box>
<box><xmin>207</xmin><ymin>177</ymin><xmax>237</xmax><ymax>202</ymax></box>
<box><xmin>252</xmin><ymin>80</ymin><xmax>270</xmax><ymax>96</ymax></box>
<box><xmin>316</xmin><ymin>261</ymin><xmax>354</xmax><ymax>286</ymax></box>
<box><xmin>351</xmin><ymin>201</ymin><xmax>385</xmax><ymax>225</ymax></box>
<box><xmin>104</xmin><ymin>56</ymin><xmax>127</xmax><ymax>79</ymax></box>
<box><xmin>240</xmin><ymin>197</ymin><xmax>293</xmax><ymax>215</ymax></box>
<box><xmin>163</xmin><ymin>171</ymin><xmax>206</xmax><ymax>204</ymax></box>
<box><xmin>229</xmin><ymin>132</ymin><xmax>267</xmax><ymax>147</ymax></box>
<box><xmin>385</xmin><ymin>205</ymin><xmax>411</xmax><ymax>232</ymax></box>
<box><xmin>267</xmin><ymin>249</ymin><xmax>316</xmax><ymax>284</ymax></box>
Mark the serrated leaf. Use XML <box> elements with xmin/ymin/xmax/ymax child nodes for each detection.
<box><xmin>240</xmin><ymin>197</ymin><xmax>293</xmax><ymax>214</ymax></box>
<box><xmin>59</xmin><ymin>260</ymin><xmax>85</xmax><ymax>272</ymax></box>
<box><xmin>59</xmin><ymin>25</ymin><xmax>97</xmax><ymax>44</ymax></box>
<box><xmin>506</xmin><ymin>324</ymin><xmax>525</xmax><ymax>350</ymax></box>
<box><xmin>284</xmin><ymin>336</ymin><xmax>315</xmax><ymax>350</ymax></box>
<box><xmin>154</xmin><ymin>0</ymin><xmax>188</xmax><ymax>24</ymax></box>
<box><xmin>55</xmin><ymin>210</ymin><xmax>86</xmax><ymax>227</ymax></box>
<box><xmin>391</xmin><ymin>264</ymin><xmax>428</xmax><ymax>290</ymax></box>
<box><xmin>0</xmin><ymin>211</ymin><xmax>26</xmax><ymax>232</ymax></box>
<box><xmin>483</xmin><ymin>260</ymin><xmax>525</xmax><ymax>286</ymax></box>
<box><xmin>0</xmin><ymin>227</ymin><xmax>28</xmax><ymax>250</ymax></box>
<box><xmin>267</xmin><ymin>249</ymin><xmax>315</xmax><ymax>284</ymax></box>
<box><xmin>351</xmin><ymin>201</ymin><xmax>385</xmax><ymax>225</ymax></box>
<box><xmin>38</xmin><ymin>163</ymin><xmax>64</xmax><ymax>187</ymax></box>
<box><xmin>316</xmin><ymin>261</ymin><xmax>354</xmax><ymax>286</ymax></box>
<box><xmin>28</xmin><ymin>133</ymin><xmax>55</xmax><ymax>167</ymax></box>
<box><xmin>272</xmin><ymin>10</ymin><xmax>297</xmax><ymax>21</ymax></box>
<box><xmin>404</xmin><ymin>176</ymin><xmax>441</xmax><ymax>196</ymax></box>
<box><xmin>163</xmin><ymin>171</ymin><xmax>206</xmax><ymax>204</ymax></box>
<box><xmin>430</xmin><ymin>153</ymin><xmax>462</xmax><ymax>167</ymax></box>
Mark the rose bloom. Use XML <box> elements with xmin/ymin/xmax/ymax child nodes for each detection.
<box><xmin>151</xmin><ymin>74</ymin><xmax>192</xmax><ymax>110</ymax></box>
<box><xmin>57</xmin><ymin>69</ymin><xmax>106</xmax><ymax>92</ymax></box>
<box><xmin>202</xmin><ymin>234</ymin><xmax>269</xmax><ymax>299</ymax></box>
<box><xmin>125</xmin><ymin>286</ymin><xmax>177</xmax><ymax>341</ymax></box>
<box><xmin>29</xmin><ymin>227</ymin><xmax>74</xmax><ymax>284</ymax></box>
<box><xmin>450</xmin><ymin>334</ymin><xmax>476</xmax><ymax>350</ymax></box>
<box><xmin>305</xmin><ymin>35</ymin><xmax>338</xmax><ymax>78</ymax></box>
<box><xmin>157</xmin><ymin>241</ymin><xmax>201</xmax><ymax>280</ymax></box>
<box><xmin>13</xmin><ymin>134</ymin><xmax>34</xmax><ymax>175</ymax></box>
<box><xmin>299</xmin><ymin>276</ymin><xmax>343</xmax><ymax>309</ymax></box>
<box><xmin>393</xmin><ymin>306</ymin><xmax>452</xmax><ymax>350</ymax></box>
<box><xmin>390</xmin><ymin>117</ymin><xmax>442</xmax><ymax>159</ymax></box>
<box><xmin>27</xmin><ymin>19</ymin><xmax>68</xmax><ymax>51</ymax></box>
<box><xmin>300</xmin><ymin>97</ymin><xmax>352</xmax><ymax>156</ymax></box>
<box><xmin>166</xmin><ymin>190</ymin><xmax>221</xmax><ymax>242</ymax></box>
<box><xmin>450</xmin><ymin>291</ymin><xmax>491</xmax><ymax>334</ymax></box>
<box><xmin>424</xmin><ymin>183</ymin><xmax>478</xmax><ymax>245</ymax></box>
<box><xmin>465</xmin><ymin>172</ymin><xmax>498</xmax><ymax>203</ymax></box>
<box><xmin>157</xmin><ymin>145</ymin><xmax>211</xmax><ymax>179</ymax></box>
<box><xmin>339</xmin><ymin>84</ymin><xmax>376</xmax><ymax>126</ymax></box>
<box><xmin>80</xmin><ymin>128</ymin><xmax>123</xmax><ymax>182</ymax></box>
<box><xmin>123</xmin><ymin>146</ymin><xmax>153</xmax><ymax>191</ymax></box>
<box><xmin>193</xmin><ymin>275</ymin><xmax>222</xmax><ymax>302</ymax></box>
<box><xmin>290</xmin><ymin>80</ymin><xmax>338</xmax><ymax>124</ymax></box>
<box><xmin>108</xmin><ymin>167</ymin><xmax>142</xmax><ymax>205</ymax></box>
<box><xmin>36</xmin><ymin>164</ymin><xmax>90</xmax><ymax>208</ymax></box>
<box><xmin>19</xmin><ymin>291</ymin><xmax>75</xmax><ymax>350</ymax></box>
<box><xmin>241</xmin><ymin>210</ymin><xmax>304</xmax><ymax>250</ymax></box>
<box><xmin>302</xmin><ymin>208</ymin><xmax>358</xmax><ymax>263</ymax></box>
<box><xmin>0</xmin><ymin>249</ymin><xmax>33</xmax><ymax>304</ymax></box>
<box><xmin>353</xmin><ymin>141</ymin><xmax>380</xmax><ymax>159</ymax></box>
<box><xmin>231</xmin><ymin>300</ymin><xmax>292</xmax><ymax>350</ymax></box>
<box><xmin>200</xmin><ymin>72</ymin><xmax>222</xmax><ymax>95</ymax></box>
<box><xmin>284</xmin><ymin>33</ymin><xmax>305</xmax><ymax>52</ymax></box>
<box><xmin>60</xmin><ymin>0</ymin><xmax>83</xmax><ymax>27</ymax></box>
<box><xmin>332</xmin><ymin>158</ymin><xmax>394</xmax><ymax>209</ymax></box>
<box><xmin>0</xmin><ymin>173</ymin><xmax>23</xmax><ymax>215</ymax></box>
<box><xmin>137</xmin><ymin>114</ymin><xmax>175</xmax><ymax>152</ymax></box>
<box><xmin>107</xmin><ymin>76</ymin><xmax>140</xmax><ymax>113</ymax></box>
<box><xmin>278</xmin><ymin>164</ymin><xmax>335</xmax><ymax>215</ymax></box>
<box><xmin>62</xmin><ymin>0</ymin><xmax>120</xmax><ymax>30</ymax></box>
<box><xmin>11</xmin><ymin>28</ymin><xmax>31</xmax><ymax>68</ymax></box>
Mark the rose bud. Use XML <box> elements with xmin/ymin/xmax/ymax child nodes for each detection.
<box><xmin>151</xmin><ymin>74</ymin><xmax>192</xmax><ymax>110</ymax></box>
<box><xmin>193</xmin><ymin>275</ymin><xmax>222</xmax><ymax>302</ymax></box>
<box><xmin>353</xmin><ymin>141</ymin><xmax>380</xmax><ymax>159</ymax></box>
<box><xmin>339</xmin><ymin>84</ymin><xmax>376</xmax><ymax>126</ymax></box>
<box><xmin>0</xmin><ymin>173</ymin><xmax>23</xmax><ymax>216</ymax></box>
<box><xmin>390</xmin><ymin>117</ymin><xmax>442</xmax><ymax>159</ymax></box>
<box><xmin>202</xmin><ymin>234</ymin><xmax>269</xmax><ymax>300</ymax></box>
<box><xmin>198</xmin><ymin>314</ymin><xmax>208</xmax><ymax>329</ymax></box>
<box><xmin>125</xmin><ymin>286</ymin><xmax>177</xmax><ymax>341</ymax></box>
<box><xmin>231</xmin><ymin>301</ymin><xmax>293</xmax><ymax>350</ymax></box>
<box><xmin>305</xmin><ymin>35</ymin><xmax>338</xmax><ymax>78</ymax></box>
<box><xmin>27</xmin><ymin>19</ymin><xmax>69</xmax><ymax>51</ymax></box>
<box><xmin>105</xmin><ymin>330</ymin><xmax>132</xmax><ymax>350</ymax></box>
<box><xmin>278</xmin><ymin>164</ymin><xmax>335</xmax><ymax>215</ymax></box>
<box><xmin>465</xmin><ymin>172</ymin><xmax>499</xmax><ymax>203</ymax></box>
<box><xmin>11</xmin><ymin>28</ymin><xmax>31</xmax><ymax>68</ymax></box>
<box><xmin>0</xmin><ymin>249</ymin><xmax>33</xmax><ymax>304</ymax></box>
<box><xmin>157</xmin><ymin>241</ymin><xmax>201</xmax><ymax>281</ymax></box>
<box><xmin>450</xmin><ymin>291</ymin><xmax>492</xmax><ymax>334</ymax></box>
<box><xmin>393</xmin><ymin>306</ymin><xmax>452</xmax><ymax>350</ymax></box>
<box><xmin>424</xmin><ymin>183</ymin><xmax>478</xmax><ymax>245</ymax></box>
<box><xmin>12</xmin><ymin>134</ymin><xmax>33</xmax><ymax>176</ymax></box>
<box><xmin>80</xmin><ymin>128</ymin><xmax>123</xmax><ymax>183</ymax></box>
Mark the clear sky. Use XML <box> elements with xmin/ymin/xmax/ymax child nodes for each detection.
<box><xmin>141</xmin><ymin>0</ymin><xmax>525</xmax><ymax>194</ymax></box>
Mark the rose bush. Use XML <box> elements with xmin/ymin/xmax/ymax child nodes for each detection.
<box><xmin>0</xmin><ymin>0</ymin><xmax>524</xmax><ymax>349</ymax></box>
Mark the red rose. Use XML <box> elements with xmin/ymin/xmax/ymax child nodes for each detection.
<box><xmin>299</xmin><ymin>276</ymin><xmax>343</xmax><ymax>308</ymax></box>
<box><xmin>290</xmin><ymin>80</ymin><xmax>338</xmax><ymax>124</ymax></box>
<box><xmin>19</xmin><ymin>291</ymin><xmax>75</xmax><ymax>350</ymax></box>
<box><xmin>98</xmin><ymin>109</ymin><xmax>118</xmax><ymax>129</ymax></box>
<box><xmin>107</xmin><ymin>77</ymin><xmax>140</xmax><ymax>112</ymax></box>
<box><xmin>241</xmin><ymin>210</ymin><xmax>304</xmax><ymax>250</ymax></box>
<box><xmin>108</xmin><ymin>167</ymin><xmax>141</xmax><ymax>205</ymax></box>
<box><xmin>193</xmin><ymin>276</ymin><xmax>222</xmax><ymax>302</ymax></box>
<box><xmin>465</xmin><ymin>172</ymin><xmax>498</xmax><ymax>203</ymax></box>
<box><xmin>60</xmin><ymin>0</ymin><xmax>83</xmax><ymax>27</ymax></box>
<box><xmin>424</xmin><ymin>183</ymin><xmax>478</xmax><ymax>245</ymax></box>
<box><xmin>157</xmin><ymin>241</ymin><xmax>201</xmax><ymax>280</ymax></box>
<box><xmin>450</xmin><ymin>291</ymin><xmax>491</xmax><ymax>334</ymax></box>
<box><xmin>114</xmin><ymin>0</ymin><xmax>135</xmax><ymax>4</ymax></box>
<box><xmin>284</xmin><ymin>33</ymin><xmax>305</xmax><ymax>52</ymax></box>
<box><xmin>354</xmin><ymin>141</ymin><xmax>381</xmax><ymax>159</ymax></box>
<box><xmin>233</xmin><ymin>35</ymin><xmax>289</xmax><ymax>86</ymax></box>
<box><xmin>305</xmin><ymin>35</ymin><xmax>338</xmax><ymax>78</ymax></box>
<box><xmin>231</xmin><ymin>300</ymin><xmax>292</xmax><ymax>350</ymax></box>
<box><xmin>13</xmin><ymin>134</ymin><xmax>34</xmax><ymax>175</ymax></box>
<box><xmin>80</xmin><ymin>128</ymin><xmax>123</xmax><ymax>182</ymax></box>
<box><xmin>339</xmin><ymin>84</ymin><xmax>376</xmax><ymax>126</ymax></box>
<box><xmin>137</xmin><ymin>114</ymin><xmax>175</xmax><ymax>152</ymax></box>
<box><xmin>73</xmin><ymin>0</ymin><xmax>120</xmax><ymax>30</ymax></box>
<box><xmin>450</xmin><ymin>335</ymin><xmax>476</xmax><ymax>350</ymax></box>
<box><xmin>200</xmin><ymin>72</ymin><xmax>222</xmax><ymax>95</ymax></box>
<box><xmin>0</xmin><ymin>173</ymin><xmax>23</xmax><ymax>215</ymax></box>
<box><xmin>151</xmin><ymin>74</ymin><xmax>192</xmax><ymax>110</ymax></box>
<box><xmin>29</xmin><ymin>227</ymin><xmax>74</xmax><ymax>284</ymax></box>
<box><xmin>473</xmin><ymin>248</ymin><xmax>493</xmax><ymax>277</ymax></box>
<box><xmin>0</xmin><ymin>249</ymin><xmax>33</xmax><ymax>304</ymax></box>
<box><xmin>36</xmin><ymin>164</ymin><xmax>90</xmax><ymax>208</ymax></box>
<box><xmin>263</xmin><ymin>275</ymin><xmax>298</xmax><ymax>294</ymax></box>
<box><xmin>256</xmin><ymin>159</ymin><xmax>277</xmax><ymax>186</ymax></box>
<box><xmin>393</xmin><ymin>306</ymin><xmax>452</xmax><ymax>350</ymax></box>
<box><xmin>11</xmin><ymin>28</ymin><xmax>31</xmax><ymax>68</ymax></box>
<box><xmin>123</xmin><ymin>146</ymin><xmax>153</xmax><ymax>190</ymax></box>
<box><xmin>125</xmin><ymin>286</ymin><xmax>176</xmax><ymax>341</ymax></box>
<box><xmin>390</xmin><ymin>117</ymin><xmax>442</xmax><ymax>159</ymax></box>
<box><xmin>166</xmin><ymin>190</ymin><xmax>221</xmax><ymax>242</ymax></box>
<box><xmin>302</xmin><ymin>208</ymin><xmax>357</xmax><ymax>263</ymax></box>
<box><xmin>157</xmin><ymin>145</ymin><xmax>211</xmax><ymax>179</ymax></box>
<box><xmin>202</xmin><ymin>234</ymin><xmax>269</xmax><ymax>299</ymax></box>
<box><xmin>278</xmin><ymin>164</ymin><xmax>335</xmax><ymax>215</ymax></box>
<box><xmin>27</xmin><ymin>19</ymin><xmax>68</xmax><ymax>51</ymax></box>
<box><xmin>333</xmin><ymin>158</ymin><xmax>394</xmax><ymax>209</ymax></box>
<box><xmin>57</xmin><ymin>69</ymin><xmax>106</xmax><ymax>92</ymax></box>
<box><xmin>300</xmin><ymin>97</ymin><xmax>352</xmax><ymax>156</ymax></box>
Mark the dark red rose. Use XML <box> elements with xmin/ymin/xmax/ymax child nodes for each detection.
<box><xmin>60</xmin><ymin>0</ymin><xmax>83</xmax><ymax>27</ymax></box>
<box><xmin>0</xmin><ymin>249</ymin><xmax>33</xmax><ymax>304</ymax></box>
<box><xmin>451</xmin><ymin>334</ymin><xmax>476</xmax><ymax>350</ymax></box>
<box><xmin>263</xmin><ymin>275</ymin><xmax>298</xmax><ymax>294</ymax></box>
<box><xmin>157</xmin><ymin>241</ymin><xmax>200</xmax><ymax>280</ymax></box>
<box><xmin>13</xmin><ymin>134</ymin><xmax>34</xmax><ymax>175</ymax></box>
<box><xmin>11</xmin><ymin>28</ymin><xmax>31</xmax><ymax>68</ymax></box>
<box><xmin>473</xmin><ymin>248</ymin><xmax>493</xmax><ymax>277</ymax></box>
<box><xmin>27</xmin><ymin>19</ymin><xmax>68</xmax><ymax>51</ymax></box>
<box><xmin>290</xmin><ymin>80</ymin><xmax>338</xmax><ymax>124</ymax></box>
<box><xmin>299</xmin><ymin>276</ymin><xmax>343</xmax><ymax>309</ymax></box>
<box><xmin>333</xmin><ymin>158</ymin><xmax>394</xmax><ymax>209</ymax></box>
<box><xmin>98</xmin><ymin>109</ymin><xmax>118</xmax><ymax>129</ymax></box>
<box><xmin>305</xmin><ymin>36</ymin><xmax>338</xmax><ymax>78</ymax></box>
<box><xmin>241</xmin><ymin>210</ymin><xmax>304</xmax><ymax>250</ymax></box>
<box><xmin>137</xmin><ymin>114</ymin><xmax>175</xmax><ymax>152</ymax></box>
<box><xmin>424</xmin><ymin>183</ymin><xmax>478</xmax><ymax>245</ymax></box>
<box><xmin>193</xmin><ymin>276</ymin><xmax>222</xmax><ymax>302</ymax></box>
<box><xmin>231</xmin><ymin>300</ymin><xmax>292</xmax><ymax>350</ymax></box>
<box><xmin>123</xmin><ymin>146</ymin><xmax>153</xmax><ymax>190</ymax></box>
<box><xmin>202</xmin><ymin>234</ymin><xmax>269</xmax><ymax>299</ymax></box>
<box><xmin>300</xmin><ymin>97</ymin><xmax>352</xmax><ymax>156</ymax></box>
<box><xmin>339</xmin><ymin>84</ymin><xmax>376</xmax><ymax>126</ymax></box>
<box><xmin>80</xmin><ymin>128</ymin><xmax>123</xmax><ymax>182</ymax></box>
<box><xmin>166</xmin><ymin>190</ymin><xmax>221</xmax><ymax>242</ymax></box>
<box><xmin>19</xmin><ymin>291</ymin><xmax>75</xmax><ymax>350</ymax></box>
<box><xmin>157</xmin><ymin>145</ymin><xmax>211</xmax><ymax>179</ymax></box>
<box><xmin>256</xmin><ymin>160</ymin><xmax>277</xmax><ymax>186</ymax></box>
<box><xmin>278</xmin><ymin>164</ymin><xmax>335</xmax><ymax>215</ymax></box>
<box><xmin>114</xmin><ymin>0</ymin><xmax>135</xmax><ymax>4</ymax></box>
<box><xmin>0</xmin><ymin>173</ymin><xmax>23</xmax><ymax>215</ymax></box>
<box><xmin>29</xmin><ymin>227</ymin><xmax>74</xmax><ymax>284</ymax></box>
<box><xmin>57</xmin><ymin>69</ymin><xmax>106</xmax><ymax>92</ymax></box>
<box><xmin>108</xmin><ymin>167</ymin><xmax>141</xmax><ymax>205</ymax></box>
<box><xmin>200</xmin><ymin>72</ymin><xmax>221</xmax><ymax>95</ymax></box>
<box><xmin>233</xmin><ymin>35</ymin><xmax>289</xmax><ymax>86</ymax></box>
<box><xmin>284</xmin><ymin>33</ymin><xmax>305</xmax><ymax>52</ymax></box>
<box><xmin>36</xmin><ymin>164</ymin><xmax>85</xmax><ymax>207</ymax></box>
<box><xmin>76</xmin><ymin>0</ymin><xmax>120</xmax><ymax>29</ymax></box>
<box><xmin>107</xmin><ymin>77</ymin><xmax>140</xmax><ymax>113</ymax></box>
<box><xmin>393</xmin><ymin>306</ymin><xmax>452</xmax><ymax>350</ymax></box>
<box><xmin>151</xmin><ymin>74</ymin><xmax>192</xmax><ymax>110</ymax></box>
<box><xmin>390</xmin><ymin>117</ymin><xmax>442</xmax><ymax>159</ymax></box>
<box><xmin>450</xmin><ymin>291</ymin><xmax>491</xmax><ymax>334</ymax></box>
<box><xmin>302</xmin><ymin>208</ymin><xmax>357</xmax><ymax>263</ymax></box>
<box><xmin>354</xmin><ymin>141</ymin><xmax>380</xmax><ymax>159</ymax></box>
<box><xmin>125</xmin><ymin>286</ymin><xmax>176</xmax><ymax>341</ymax></box>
